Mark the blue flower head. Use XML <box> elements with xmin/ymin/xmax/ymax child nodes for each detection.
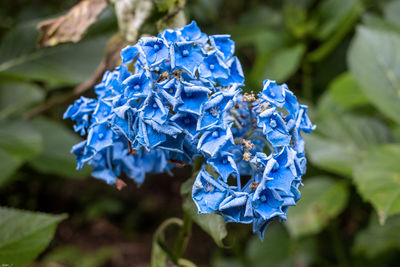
<box><xmin>65</xmin><ymin>21</ymin><xmax>244</xmax><ymax>186</ymax></box>
<box><xmin>192</xmin><ymin>79</ymin><xmax>315</xmax><ymax>239</ymax></box>
<box><xmin>65</xmin><ymin>21</ymin><xmax>315</xmax><ymax>239</ymax></box>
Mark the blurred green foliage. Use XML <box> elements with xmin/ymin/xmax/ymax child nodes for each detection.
<box><xmin>1</xmin><ymin>0</ymin><xmax>400</xmax><ymax>266</ymax></box>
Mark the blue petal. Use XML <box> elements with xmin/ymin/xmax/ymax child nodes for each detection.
<box><xmin>171</xmin><ymin>42</ymin><xmax>204</xmax><ymax>76</ymax></box>
<box><xmin>87</xmin><ymin>122</ymin><xmax>114</xmax><ymax>152</ymax></box>
<box><xmin>177</xmin><ymin>84</ymin><xmax>210</xmax><ymax>115</ymax></box>
<box><xmin>157</xmin><ymin>78</ymin><xmax>184</xmax><ymax>108</ymax></box>
<box><xmin>138</xmin><ymin>37</ymin><xmax>169</xmax><ymax>67</ymax></box>
<box><xmin>257</xmin><ymin>108</ymin><xmax>291</xmax><ymax>147</ymax></box>
<box><xmin>170</xmin><ymin>112</ymin><xmax>198</xmax><ymax>138</ymax></box>
<box><xmin>192</xmin><ymin>169</ymin><xmax>228</xmax><ymax>214</ymax></box>
<box><xmin>140</xmin><ymin>94</ymin><xmax>168</xmax><ymax>125</ymax></box>
<box><xmin>207</xmin><ymin>152</ymin><xmax>238</xmax><ymax>182</ymax></box>
<box><xmin>121</xmin><ymin>45</ymin><xmax>139</xmax><ymax>64</ymax></box>
<box><xmin>180</xmin><ymin>21</ymin><xmax>208</xmax><ymax>44</ymax></box>
<box><xmin>218</xmin><ymin>57</ymin><xmax>245</xmax><ymax>86</ymax></box>
<box><xmin>209</xmin><ymin>34</ymin><xmax>235</xmax><ymax>59</ymax></box>
<box><xmin>198</xmin><ymin>127</ymin><xmax>234</xmax><ymax>157</ymax></box>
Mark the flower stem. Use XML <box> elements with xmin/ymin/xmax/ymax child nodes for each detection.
<box><xmin>329</xmin><ymin>222</ymin><xmax>349</xmax><ymax>266</ymax></box>
<box><xmin>173</xmin><ymin>211</ymin><xmax>193</xmax><ymax>259</ymax></box>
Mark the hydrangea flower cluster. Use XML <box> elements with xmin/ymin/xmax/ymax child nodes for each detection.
<box><xmin>65</xmin><ymin>21</ymin><xmax>314</xmax><ymax>238</ymax></box>
<box><xmin>192</xmin><ymin>80</ymin><xmax>315</xmax><ymax>238</ymax></box>
<box><xmin>64</xmin><ymin>21</ymin><xmax>244</xmax><ymax>185</ymax></box>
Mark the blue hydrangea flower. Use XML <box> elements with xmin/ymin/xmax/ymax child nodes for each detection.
<box><xmin>138</xmin><ymin>37</ymin><xmax>169</xmax><ymax>67</ymax></box>
<box><xmin>209</xmin><ymin>34</ymin><xmax>235</xmax><ymax>59</ymax></box>
<box><xmin>207</xmin><ymin>152</ymin><xmax>238</xmax><ymax>182</ymax></box>
<box><xmin>192</xmin><ymin>79</ymin><xmax>315</xmax><ymax>239</ymax></box>
<box><xmin>192</xmin><ymin>169</ymin><xmax>228</xmax><ymax>214</ymax></box>
<box><xmin>198</xmin><ymin>127</ymin><xmax>234</xmax><ymax>157</ymax></box>
<box><xmin>180</xmin><ymin>21</ymin><xmax>208</xmax><ymax>44</ymax></box>
<box><xmin>198</xmin><ymin>52</ymin><xmax>230</xmax><ymax>80</ymax></box>
<box><xmin>65</xmin><ymin>21</ymin><xmax>315</xmax><ymax>239</ymax></box>
<box><xmin>171</xmin><ymin>42</ymin><xmax>204</xmax><ymax>76</ymax></box>
<box><xmin>63</xmin><ymin>96</ymin><xmax>97</xmax><ymax>135</ymax></box>
<box><xmin>260</xmin><ymin>79</ymin><xmax>287</xmax><ymax>108</ymax></box>
<box><xmin>257</xmin><ymin>107</ymin><xmax>291</xmax><ymax>147</ymax></box>
<box><xmin>65</xmin><ymin>21</ymin><xmax>244</xmax><ymax>187</ymax></box>
<box><xmin>177</xmin><ymin>84</ymin><xmax>211</xmax><ymax>115</ymax></box>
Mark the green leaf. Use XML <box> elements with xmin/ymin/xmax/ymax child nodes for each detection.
<box><xmin>313</xmin><ymin>0</ymin><xmax>361</xmax><ymax>40</ymax></box>
<box><xmin>233</xmin><ymin>29</ymin><xmax>288</xmax><ymax>55</ymax></box>
<box><xmin>308</xmin><ymin>0</ymin><xmax>362</xmax><ymax>62</ymax></box>
<box><xmin>0</xmin><ymin>149</ymin><xmax>23</xmax><ymax>187</ymax></box>
<box><xmin>43</xmin><ymin>245</ymin><xmax>115</xmax><ymax>267</ymax></box>
<box><xmin>28</xmin><ymin>117</ymin><xmax>91</xmax><ymax>178</ymax></box>
<box><xmin>181</xmin><ymin>177</ymin><xmax>227</xmax><ymax>247</ymax></box>
<box><xmin>286</xmin><ymin>176</ymin><xmax>349</xmax><ymax>238</ymax></box>
<box><xmin>246</xmin><ymin>223</ymin><xmax>315</xmax><ymax>267</ymax></box>
<box><xmin>233</xmin><ymin>7</ymin><xmax>286</xmax><ymax>54</ymax></box>
<box><xmin>0</xmin><ymin>120</ymin><xmax>42</xmax><ymax>185</ymax></box>
<box><xmin>154</xmin><ymin>0</ymin><xmax>177</xmax><ymax>12</ymax></box>
<box><xmin>348</xmin><ymin>26</ymin><xmax>400</xmax><ymax>125</ymax></box>
<box><xmin>283</xmin><ymin>0</ymin><xmax>309</xmax><ymax>39</ymax></box>
<box><xmin>384</xmin><ymin>0</ymin><xmax>400</xmax><ymax>28</ymax></box>
<box><xmin>0</xmin><ymin>81</ymin><xmax>45</xmax><ymax>119</ymax></box>
<box><xmin>0</xmin><ymin>21</ymin><xmax>38</xmax><ymax>66</ymax></box>
<box><xmin>250</xmin><ymin>44</ymin><xmax>305</xmax><ymax>84</ymax></box>
<box><xmin>361</xmin><ymin>13</ymin><xmax>400</xmax><ymax>34</ymax></box>
<box><xmin>353</xmin><ymin>214</ymin><xmax>400</xmax><ymax>259</ymax></box>
<box><xmin>0</xmin><ymin>120</ymin><xmax>42</xmax><ymax>161</ymax></box>
<box><xmin>0</xmin><ymin>206</ymin><xmax>67</xmax><ymax>267</ymax></box>
<box><xmin>237</xmin><ymin>6</ymin><xmax>282</xmax><ymax>29</ymax></box>
<box><xmin>0</xmin><ymin>20</ymin><xmax>108</xmax><ymax>87</ymax></box>
<box><xmin>151</xmin><ymin>218</ymin><xmax>183</xmax><ymax>267</ymax></box>
<box><xmin>213</xmin><ymin>223</ymin><xmax>316</xmax><ymax>267</ymax></box>
<box><xmin>353</xmin><ymin>144</ymin><xmax>400</xmax><ymax>223</ymax></box>
<box><xmin>327</xmin><ymin>72</ymin><xmax>369</xmax><ymax>109</ymax></box>
<box><xmin>305</xmin><ymin>112</ymin><xmax>393</xmax><ymax>176</ymax></box>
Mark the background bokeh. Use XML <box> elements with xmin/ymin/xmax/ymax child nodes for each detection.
<box><xmin>1</xmin><ymin>0</ymin><xmax>400</xmax><ymax>266</ymax></box>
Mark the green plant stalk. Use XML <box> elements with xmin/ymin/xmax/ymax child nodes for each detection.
<box><xmin>302</xmin><ymin>60</ymin><xmax>313</xmax><ymax>101</ymax></box>
<box><xmin>171</xmin><ymin>157</ymin><xmax>202</xmax><ymax>261</ymax></box>
<box><xmin>329</xmin><ymin>221</ymin><xmax>349</xmax><ymax>266</ymax></box>
<box><xmin>173</xmin><ymin>211</ymin><xmax>193</xmax><ymax>259</ymax></box>
<box><xmin>307</xmin><ymin>2</ymin><xmax>363</xmax><ymax>62</ymax></box>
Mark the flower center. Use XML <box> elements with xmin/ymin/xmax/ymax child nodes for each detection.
<box><xmin>269</xmin><ymin>119</ymin><xmax>277</xmax><ymax>128</ymax></box>
<box><xmin>210</xmin><ymin>107</ymin><xmax>219</xmax><ymax>117</ymax></box>
<box><xmin>153</xmin><ymin>103</ymin><xmax>158</xmax><ymax>109</ymax></box>
<box><xmin>153</xmin><ymin>44</ymin><xmax>159</xmax><ymax>50</ymax></box>
<box><xmin>205</xmin><ymin>183</ymin><xmax>214</xmax><ymax>192</ymax></box>
<box><xmin>212</xmin><ymin>131</ymin><xmax>219</xmax><ymax>138</ymax></box>
<box><xmin>98</xmin><ymin>133</ymin><xmax>104</xmax><ymax>140</ymax></box>
<box><xmin>270</xmin><ymin>92</ymin><xmax>275</xmax><ymax>97</ymax></box>
<box><xmin>169</xmin><ymin>89</ymin><xmax>174</xmax><ymax>94</ymax></box>
<box><xmin>134</xmin><ymin>85</ymin><xmax>140</xmax><ymax>91</ymax></box>
<box><xmin>184</xmin><ymin>118</ymin><xmax>190</xmax><ymax>124</ymax></box>
<box><xmin>209</xmin><ymin>64</ymin><xmax>215</xmax><ymax>70</ymax></box>
<box><xmin>182</xmin><ymin>49</ymin><xmax>189</xmax><ymax>57</ymax></box>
